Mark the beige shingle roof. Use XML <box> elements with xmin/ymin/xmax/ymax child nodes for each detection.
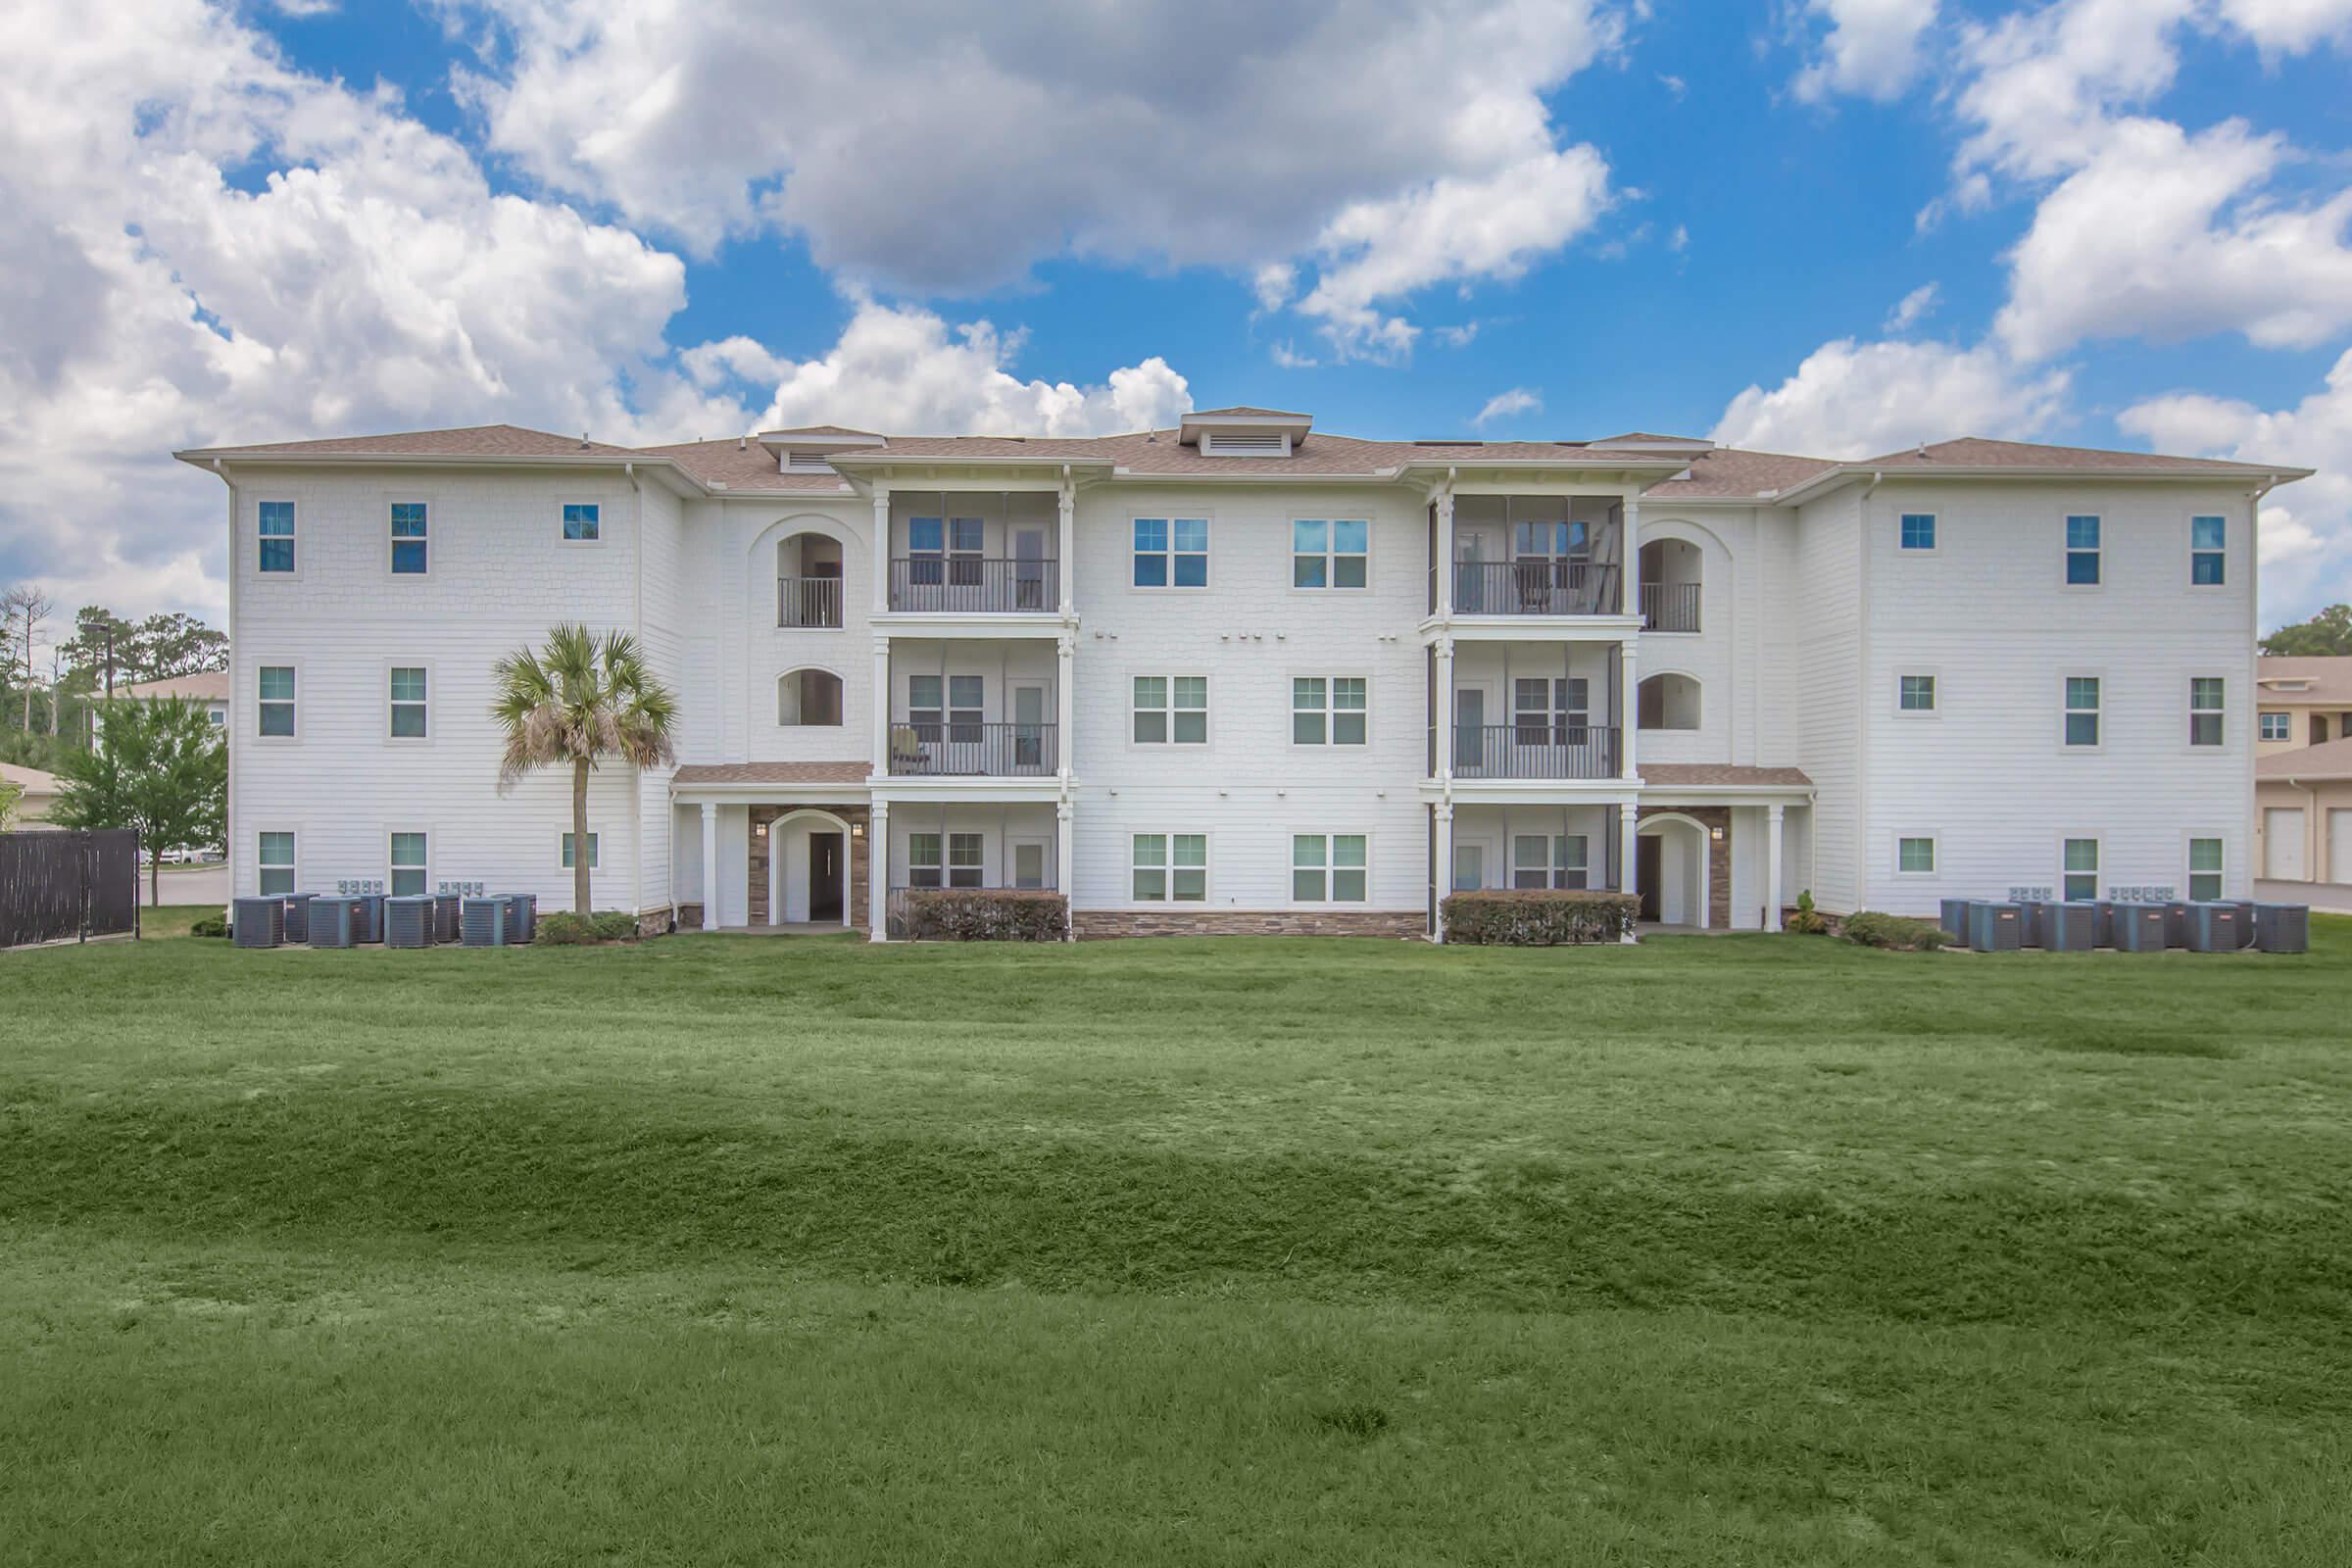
<box><xmin>1860</xmin><ymin>436</ymin><xmax>2284</xmax><ymax>473</ymax></box>
<box><xmin>671</xmin><ymin>761</ymin><xmax>871</xmax><ymax>786</ymax></box>
<box><xmin>120</xmin><ymin>672</ymin><xmax>229</xmax><ymax>702</ymax></box>
<box><xmin>2257</xmin><ymin>735</ymin><xmax>2352</xmax><ymax>780</ymax></box>
<box><xmin>186</xmin><ymin>423</ymin><xmax>636</xmax><ymax>458</ymax></box>
<box><xmin>2255</xmin><ymin>656</ymin><xmax>2352</xmax><ymax>704</ymax></box>
<box><xmin>1644</xmin><ymin>446</ymin><xmax>1839</xmax><ymax>499</ymax></box>
<box><xmin>1642</xmin><ymin>763</ymin><xmax>1814</xmax><ymax>788</ymax></box>
<box><xmin>635</xmin><ymin>438</ymin><xmax>850</xmax><ymax>492</ymax></box>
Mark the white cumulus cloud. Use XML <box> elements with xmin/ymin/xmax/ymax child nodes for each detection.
<box><xmin>1710</xmin><ymin>338</ymin><xmax>2071</xmax><ymax>458</ymax></box>
<box><xmin>1475</xmin><ymin>387</ymin><xmax>1544</xmax><ymax>425</ymax></box>
<box><xmin>1790</xmin><ymin>0</ymin><xmax>1940</xmax><ymax>104</ymax></box>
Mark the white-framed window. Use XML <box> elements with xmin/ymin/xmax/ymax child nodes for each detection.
<box><xmin>257</xmin><ymin>830</ymin><xmax>296</xmax><ymax>897</ymax></box>
<box><xmin>1133</xmin><ymin>517</ymin><xmax>1208</xmax><ymax>588</ymax></box>
<box><xmin>1451</xmin><ymin>840</ymin><xmax>1487</xmax><ymax>892</ymax></box>
<box><xmin>1898</xmin><ymin>513</ymin><xmax>1936</xmax><ymax>552</ymax></box>
<box><xmin>389</xmin><ymin>666</ymin><xmax>428</xmax><ymax>740</ymax></box>
<box><xmin>2062</xmin><ymin>837</ymin><xmax>2099</xmax><ymax>903</ymax></box>
<box><xmin>2260</xmin><ymin>711</ymin><xmax>2291</xmax><ymax>742</ymax></box>
<box><xmin>906</xmin><ymin>675</ymin><xmax>983</xmax><ymax>740</ymax></box>
<box><xmin>907</xmin><ymin>516</ymin><xmax>984</xmax><ymax>586</ymax></box>
<box><xmin>948</xmin><ymin>832</ymin><xmax>983</xmax><ymax>888</ymax></box>
<box><xmin>906</xmin><ymin>832</ymin><xmax>983</xmax><ymax>890</ymax></box>
<box><xmin>2064</xmin><ymin>514</ymin><xmax>2100</xmax><ymax>586</ymax></box>
<box><xmin>906</xmin><ymin>833</ymin><xmax>941</xmax><ymax>889</ymax></box>
<box><xmin>1293</xmin><ymin>519</ymin><xmax>1369</xmax><ymax>589</ymax></box>
<box><xmin>1292</xmin><ymin>676</ymin><xmax>1367</xmax><ymax>745</ymax></box>
<box><xmin>2187</xmin><ymin>837</ymin><xmax>2224</xmax><ymax>903</ymax></box>
<box><xmin>390</xmin><ymin>501</ymin><xmax>429</xmax><ymax>575</ymax></box>
<box><xmin>1898</xmin><ymin>673</ymin><xmax>1937</xmax><ymax>713</ymax></box>
<box><xmin>388</xmin><ymin>831</ymin><xmax>429</xmax><ymax>898</ymax></box>
<box><xmin>1513</xmin><ymin>677</ymin><xmax>1589</xmax><ymax>744</ymax></box>
<box><xmin>2064</xmin><ymin>676</ymin><xmax>2100</xmax><ymax>748</ymax></box>
<box><xmin>1511</xmin><ymin>834</ymin><xmax>1590</xmax><ymax>890</ymax></box>
<box><xmin>562</xmin><ymin>503</ymin><xmax>601</xmax><ymax>543</ymax></box>
<box><xmin>2189</xmin><ymin>514</ymin><xmax>2225</xmax><ymax>586</ymax></box>
<box><xmin>1132</xmin><ymin>833</ymin><xmax>1207</xmax><ymax>902</ymax></box>
<box><xmin>1292</xmin><ymin>834</ymin><xmax>1368</xmax><ymax>903</ymax></box>
<box><xmin>562</xmin><ymin>832</ymin><xmax>599</xmax><ymax>870</ymax></box>
<box><xmin>257</xmin><ymin>501</ymin><xmax>296</xmax><ymax>573</ymax></box>
<box><xmin>1896</xmin><ymin>836</ymin><xmax>1936</xmax><ymax>875</ymax></box>
<box><xmin>257</xmin><ymin>664</ymin><xmax>296</xmax><ymax>738</ymax></box>
<box><xmin>2188</xmin><ymin>677</ymin><xmax>2225</xmax><ymax>748</ymax></box>
<box><xmin>1132</xmin><ymin>675</ymin><xmax>1207</xmax><ymax>744</ymax></box>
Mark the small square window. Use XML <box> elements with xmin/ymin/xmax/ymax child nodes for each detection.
<box><xmin>2188</xmin><ymin>838</ymin><xmax>2223</xmax><ymax>903</ymax></box>
<box><xmin>1899</xmin><ymin>674</ymin><xmax>1936</xmax><ymax>712</ymax></box>
<box><xmin>1294</xmin><ymin>518</ymin><xmax>1369</xmax><ymax>588</ymax></box>
<box><xmin>1135</xmin><ymin>675</ymin><xmax>1206</xmax><ymax>744</ymax></box>
<box><xmin>2189</xmin><ymin>515</ymin><xmax>2225</xmax><ymax>585</ymax></box>
<box><xmin>2064</xmin><ymin>515</ymin><xmax>2100</xmax><ymax>585</ymax></box>
<box><xmin>1134</xmin><ymin>517</ymin><xmax>1208</xmax><ymax>587</ymax></box>
<box><xmin>391</xmin><ymin>503</ymin><xmax>428</xmax><ymax>574</ymax></box>
<box><xmin>1132</xmin><ymin>833</ymin><xmax>1206</xmax><ymax>902</ymax></box>
<box><xmin>1897</xmin><ymin>837</ymin><xmax>1936</xmax><ymax>874</ymax></box>
<box><xmin>257</xmin><ymin>502</ymin><xmax>295</xmax><ymax>572</ymax></box>
<box><xmin>2260</xmin><ymin>711</ymin><xmax>2291</xmax><ymax>742</ymax></box>
<box><xmin>562</xmin><ymin>832</ymin><xmax>599</xmax><ymax>869</ymax></box>
<box><xmin>1899</xmin><ymin>513</ymin><xmax>1936</xmax><ymax>551</ymax></box>
<box><xmin>1293</xmin><ymin>675</ymin><xmax>1367</xmax><ymax>745</ymax></box>
<box><xmin>563</xmin><ymin>503</ymin><xmax>600</xmax><ymax>542</ymax></box>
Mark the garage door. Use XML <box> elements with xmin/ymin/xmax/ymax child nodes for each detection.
<box><xmin>2331</xmin><ymin>808</ymin><xmax>2352</xmax><ymax>884</ymax></box>
<box><xmin>2265</xmin><ymin>807</ymin><xmax>2306</xmax><ymax>880</ymax></box>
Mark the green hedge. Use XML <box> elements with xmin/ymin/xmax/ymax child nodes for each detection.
<box><xmin>533</xmin><ymin>910</ymin><xmax>641</xmax><ymax>946</ymax></box>
<box><xmin>189</xmin><ymin>913</ymin><xmax>229</xmax><ymax>939</ymax></box>
<box><xmin>1840</xmin><ymin>910</ymin><xmax>1948</xmax><ymax>951</ymax></box>
<box><xmin>902</xmin><ymin>889</ymin><xmax>1069</xmax><ymax>942</ymax></box>
<box><xmin>1441</xmin><ymin>890</ymin><xmax>1639</xmax><ymax>946</ymax></box>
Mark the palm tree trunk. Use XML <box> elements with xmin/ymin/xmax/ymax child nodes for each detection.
<box><xmin>572</xmin><ymin>758</ymin><xmax>592</xmax><ymax>915</ymax></box>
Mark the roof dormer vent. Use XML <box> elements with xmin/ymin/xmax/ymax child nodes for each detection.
<box><xmin>1202</xmin><ymin>431</ymin><xmax>1290</xmax><ymax>457</ymax></box>
<box><xmin>1179</xmin><ymin>406</ymin><xmax>1312</xmax><ymax>456</ymax></box>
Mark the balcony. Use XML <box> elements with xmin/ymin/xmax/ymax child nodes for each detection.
<box><xmin>1449</xmin><ymin>723</ymin><xmax>1622</xmax><ymax>780</ymax></box>
<box><xmin>778</xmin><ymin>575</ymin><xmax>844</xmax><ymax>628</ymax></box>
<box><xmin>889</xmin><ymin>558</ymin><xmax>1059</xmax><ymax>613</ymax></box>
<box><xmin>887</xmin><ymin>720</ymin><xmax>1058</xmax><ymax>776</ymax></box>
<box><xmin>1450</xmin><ymin>559</ymin><xmax>1621</xmax><ymax>617</ymax></box>
<box><xmin>1640</xmin><ymin>581</ymin><xmax>1700</xmax><ymax>633</ymax></box>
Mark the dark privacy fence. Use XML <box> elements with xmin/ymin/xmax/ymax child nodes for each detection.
<box><xmin>1</xmin><ymin>829</ymin><xmax>139</xmax><ymax>949</ymax></box>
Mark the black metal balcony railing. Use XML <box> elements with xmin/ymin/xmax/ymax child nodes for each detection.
<box><xmin>889</xmin><ymin>558</ymin><xmax>1059</xmax><ymax>613</ymax></box>
<box><xmin>1451</xmin><ymin>559</ymin><xmax>1621</xmax><ymax>616</ymax></box>
<box><xmin>778</xmin><ymin>575</ymin><xmax>844</xmax><ymax>627</ymax></box>
<box><xmin>1449</xmin><ymin>723</ymin><xmax>1622</xmax><ymax>779</ymax></box>
<box><xmin>887</xmin><ymin>721</ymin><xmax>1057</xmax><ymax>776</ymax></box>
<box><xmin>1641</xmin><ymin>581</ymin><xmax>1701</xmax><ymax>633</ymax></box>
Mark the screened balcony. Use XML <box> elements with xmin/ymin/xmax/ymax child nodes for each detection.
<box><xmin>1432</xmin><ymin>495</ymin><xmax>1627</xmax><ymax>616</ymax></box>
<box><xmin>885</xmin><ymin>492</ymin><xmax>1060</xmax><ymax>613</ymax></box>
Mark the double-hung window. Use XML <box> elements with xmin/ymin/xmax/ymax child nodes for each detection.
<box><xmin>1513</xmin><ymin>678</ymin><xmax>1589</xmax><ymax>745</ymax></box>
<box><xmin>2260</xmin><ymin>711</ymin><xmax>2291</xmax><ymax>742</ymax></box>
<box><xmin>948</xmin><ymin>517</ymin><xmax>984</xmax><ymax>585</ymax></box>
<box><xmin>2064</xmin><ymin>676</ymin><xmax>2100</xmax><ymax>747</ymax></box>
<box><xmin>1898</xmin><ymin>513</ymin><xmax>1936</xmax><ymax>551</ymax></box>
<box><xmin>391</xmin><ymin>503</ymin><xmax>428</xmax><ymax>574</ymax></box>
<box><xmin>258</xmin><ymin>502</ymin><xmax>295</xmax><ymax>572</ymax></box>
<box><xmin>907</xmin><ymin>675</ymin><xmax>943</xmax><ymax>739</ymax></box>
<box><xmin>1512</xmin><ymin>834</ymin><xmax>1589</xmax><ymax>891</ymax></box>
<box><xmin>563</xmin><ymin>503</ymin><xmax>600</xmax><ymax>542</ymax></box>
<box><xmin>258</xmin><ymin>831</ymin><xmax>295</xmax><ymax>896</ymax></box>
<box><xmin>1293</xmin><ymin>519</ymin><xmax>1368</xmax><ymax>588</ymax></box>
<box><xmin>1133</xmin><ymin>676</ymin><xmax>1207</xmax><ymax>744</ymax></box>
<box><xmin>2188</xmin><ymin>838</ymin><xmax>2224</xmax><ymax>903</ymax></box>
<box><xmin>907</xmin><ymin>833</ymin><xmax>943</xmax><ymax>890</ymax></box>
<box><xmin>908</xmin><ymin>516</ymin><xmax>945</xmax><ymax>585</ymax></box>
<box><xmin>948</xmin><ymin>832</ymin><xmax>983</xmax><ymax>888</ymax></box>
<box><xmin>562</xmin><ymin>832</ymin><xmax>598</xmax><ymax>870</ymax></box>
<box><xmin>948</xmin><ymin>676</ymin><xmax>983</xmax><ymax>743</ymax></box>
<box><xmin>1132</xmin><ymin>833</ymin><xmax>1206</xmax><ymax>902</ymax></box>
<box><xmin>389</xmin><ymin>832</ymin><xmax>428</xmax><ymax>898</ymax></box>
<box><xmin>389</xmin><ymin>666</ymin><xmax>427</xmax><ymax>739</ymax></box>
<box><xmin>2063</xmin><ymin>838</ymin><xmax>2099</xmax><ymax>903</ymax></box>
<box><xmin>2188</xmin><ymin>677</ymin><xmax>2225</xmax><ymax>747</ymax></box>
<box><xmin>1292</xmin><ymin>677</ymin><xmax>1366</xmax><ymax>745</ymax></box>
<box><xmin>2064</xmin><ymin>515</ymin><xmax>2100</xmax><ymax>585</ymax></box>
<box><xmin>258</xmin><ymin>665</ymin><xmax>296</xmax><ymax>737</ymax></box>
<box><xmin>1133</xmin><ymin>518</ymin><xmax>1208</xmax><ymax>587</ymax></box>
<box><xmin>908</xmin><ymin>833</ymin><xmax>983</xmax><ymax>888</ymax></box>
<box><xmin>1897</xmin><ymin>837</ymin><xmax>1936</xmax><ymax>874</ymax></box>
<box><xmin>2189</xmin><ymin>515</ymin><xmax>2225</xmax><ymax>585</ymax></box>
<box><xmin>1292</xmin><ymin>835</ymin><xmax>1367</xmax><ymax>902</ymax></box>
<box><xmin>1899</xmin><ymin>674</ymin><xmax>1937</xmax><ymax>712</ymax></box>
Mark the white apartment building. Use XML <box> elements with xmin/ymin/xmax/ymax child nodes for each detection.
<box><xmin>176</xmin><ymin>409</ymin><xmax>2308</xmax><ymax>938</ymax></box>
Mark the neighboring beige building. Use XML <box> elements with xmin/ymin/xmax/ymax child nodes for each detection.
<box><xmin>2253</xmin><ymin>657</ymin><xmax>2352</xmax><ymax>896</ymax></box>
<box><xmin>118</xmin><ymin>670</ymin><xmax>231</xmax><ymax>731</ymax></box>
<box><xmin>0</xmin><ymin>760</ymin><xmax>64</xmax><ymax>828</ymax></box>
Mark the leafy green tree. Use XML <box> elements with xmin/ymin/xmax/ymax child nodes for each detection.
<box><xmin>2262</xmin><ymin>605</ymin><xmax>2352</xmax><ymax>657</ymax></box>
<box><xmin>50</xmin><ymin>697</ymin><xmax>226</xmax><ymax>906</ymax></box>
<box><xmin>492</xmin><ymin>625</ymin><xmax>678</xmax><ymax>916</ymax></box>
<box><xmin>132</xmin><ymin>612</ymin><xmax>229</xmax><ymax>679</ymax></box>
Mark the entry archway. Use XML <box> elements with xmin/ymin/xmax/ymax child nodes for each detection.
<box><xmin>1636</xmin><ymin>810</ymin><xmax>1711</xmax><ymax>928</ymax></box>
<box><xmin>760</xmin><ymin>807</ymin><xmax>858</xmax><ymax>926</ymax></box>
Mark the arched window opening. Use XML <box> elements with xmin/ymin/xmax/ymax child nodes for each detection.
<box><xmin>779</xmin><ymin>668</ymin><xmax>845</xmax><ymax>726</ymax></box>
<box><xmin>778</xmin><ymin>533</ymin><xmax>845</xmax><ymax>627</ymax></box>
<box><xmin>1637</xmin><ymin>673</ymin><xmax>1700</xmax><ymax>731</ymax></box>
<box><xmin>1639</xmin><ymin>539</ymin><xmax>1702</xmax><ymax>632</ymax></box>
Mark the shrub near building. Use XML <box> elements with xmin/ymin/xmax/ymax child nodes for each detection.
<box><xmin>1441</xmin><ymin>891</ymin><xmax>1639</xmax><ymax>945</ymax></box>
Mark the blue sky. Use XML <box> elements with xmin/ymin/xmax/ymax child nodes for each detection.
<box><xmin>3</xmin><ymin>0</ymin><xmax>2351</xmax><ymax>632</ymax></box>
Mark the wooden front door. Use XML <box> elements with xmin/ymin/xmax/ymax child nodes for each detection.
<box><xmin>808</xmin><ymin>832</ymin><xmax>845</xmax><ymax>922</ymax></box>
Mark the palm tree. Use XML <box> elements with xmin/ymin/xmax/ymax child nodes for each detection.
<box><xmin>492</xmin><ymin>625</ymin><xmax>679</xmax><ymax>916</ymax></box>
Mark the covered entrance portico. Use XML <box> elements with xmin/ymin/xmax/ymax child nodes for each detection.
<box><xmin>1637</xmin><ymin>765</ymin><xmax>1814</xmax><ymax>932</ymax></box>
<box><xmin>670</xmin><ymin>761</ymin><xmax>872</xmax><ymax>932</ymax></box>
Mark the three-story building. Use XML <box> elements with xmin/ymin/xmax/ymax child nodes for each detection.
<box><xmin>177</xmin><ymin>410</ymin><xmax>2307</xmax><ymax>937</ymax></box>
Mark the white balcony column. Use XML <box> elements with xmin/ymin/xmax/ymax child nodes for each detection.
<box><xmin>1056</xmin><ymin>478</ymin><xmax>1077</xmax><ymax>615</ymax></box>
<box><xmin>1618</xmin><ymin>640</ymin><xmax>1640</xmax><ymax>780</ymax></box>
<box><xmin>871</xmin><ymin>637</ymin><xmax>892</xmax><ymax>777</ymax></box>
<box><xmin>699</xmin><ymin>802</ymin><xmax>719</xmax><ymax>932</ymax></box>
<box><xmin>1434</xmin><ymin>633</ymin><xmax>1454</xmax><ymax>780</ymax></box>
<box><xmin>1618</xmin><ymin>800</ymin><xmax>1640</xmax><ymax>940</ymax></box>
<box><xmin>867</xmin><ymin>799</ymin><xmax>891</xmax><ymax>940</ymax></box>
<box><xmin>1055</xmin><ymin>795</ymin><xmax>1075</xmax><ymax>940</ymax></box>
<box><xmin>1433</xmin><ymin>801</ymin><xmax>1454</xmax><ymax>943</ymax></box>
<box><xmin>1434</xmin><ymin>486</ymin><xmax>1456</xmax><ymax>617</ymax></box>
<box><xmin>1056</xmin><ymin>631</ymin><xmax>1076</xmax><ymax>777</ymax></box>
<box><xmin>870</xmin><ymin>485</ymin><xmax>892</xmax><ymax>615</ymax></box>
<box><xmin>1622</xmin><ymin>494</ymin><xmax>1642</xmax><ymax>619</ymax></box>
<box><xmin>1766</xmin><ymin>803</ymin><xmax>1786</xmax><ymax>933</ymax></box>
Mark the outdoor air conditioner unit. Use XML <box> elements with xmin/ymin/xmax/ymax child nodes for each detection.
<box><xmin>2160</xmin><ymin>901</ymin><xmax>2190</xmax><ymax>948</ymax></box>
<box><xmin>2183</xmin><ymin>903</ymin><xmax>2240</xmax><ymax>953</ymax></box>
<box><xmin>2034</xmin><ymin>901</ymin><xmax>2098</xmax><ymax>952</ymax></box>
<box><xmin>2231</xmin><ymin>901</ymin><xmax>2260</xmax><ymax>948</ymax></box>
<box><xmin>501</xmin><ymin>893</ymin><xmax>537</xmax><ymax>945</ymax></box>
<box><xmin>2015</xmin><ymin>902</ymin><xmax>2044</xmax><ymax>948</ymax></box>
<box><xmin>461</xmin><ymin>896</ymin><xmax>509</xmax><ymax>948</ymax></box>
<box><xmin>232</xmin><ymin>897</ymin><xmax>284</xmax><ymax>949</ymax></box>
<box><xmin>1938</xmin><ymin>899</ymin><xmax>1972</xmax><ymax>944</ymax></box>
<box><xmin>2254</xmin><ymin>904</ymin><xmax>2309</xmax><ymax>954</ymax></box>
<box><xmin>280</xmin><ymin>892</ymin><xmax>317</xmax><ymax>945</ymax></box>
<box><xmin>385</xmin><ymin>895</ymin><xmax>436</xmax><ymax>948</ymax></box>
<box><xmin>307</xmin><ymin>896</ymin><xmax>359</xmax><ymax>949</ymax></box>
<box><xmin>1966</xmin><ymin>903</ymin><xmax>2022</xmax><ymax>952</ymax></box>
<box><xmin>433</xmin><ymin>892</ymin><xmax>463</xmax><ymax>943</ymax></box>
<box><xmin>2113</xmin><ymin>905</ymin><xmax>2169</xmax><ymax>951</ymax></box>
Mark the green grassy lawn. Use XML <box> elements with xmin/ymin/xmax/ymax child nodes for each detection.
<box><xmin>5</xmin><ymin>924</ymin><xmax>2350</xmax><ymax>1564</ymax></box>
